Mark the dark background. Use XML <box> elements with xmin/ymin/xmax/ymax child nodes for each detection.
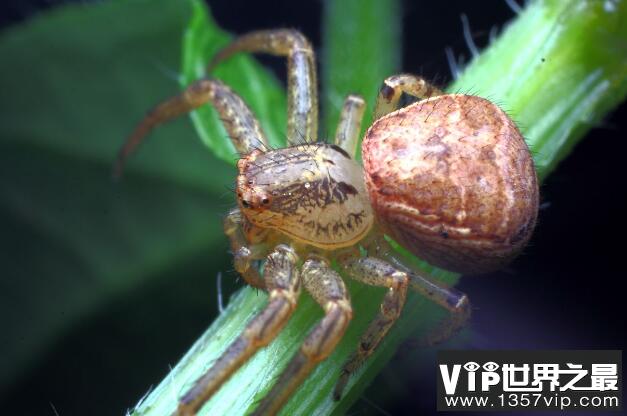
<box><xmin>1</xmin><ymin>1</ymin><xmax>625</xmax><ymax>415</ymax></box>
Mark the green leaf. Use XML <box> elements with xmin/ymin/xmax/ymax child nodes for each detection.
<box><xmin>0</xmin><ymin>0</ymin><xmax>280</xmax><ymax>390</ymax></box>
<box><xmin>180</xmin><ymin>0</ymin><xmax>287</xmax><ymax>162</ymax></box>
<box><xmin>0</xmin><ymin>0</ymin><xmax>204</xmax><ymax>386</ymax></box>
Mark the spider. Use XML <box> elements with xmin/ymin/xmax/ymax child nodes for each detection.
<box><xmin>116</xmin><ymin>29</ymin><xmax>537</xmax><ymax>416</ymax></box>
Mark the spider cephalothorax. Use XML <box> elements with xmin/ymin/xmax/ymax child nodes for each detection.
<box><xmin>116</xmin><ymin>29</ymin><xmax>537</xmax><ymax>416</ymax></box>
<box><xmin>236</xmin><ymin>144</ymin><xmax>373</xmax><ymax>248</ymax></box>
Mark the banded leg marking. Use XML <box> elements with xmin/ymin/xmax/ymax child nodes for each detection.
<box><xmin>115</xmin><ymin>79</ymin><xmax>268</xmax><ymax>176</ymax></box>
<box><xmin>251</xmin><ymin>257</ymin><xmax>352</xmax><ymax>415</ymax></box>
<box><xmin>333</xmin><ymin>256</ymin><xmax>408</xmax><ymax>400</ymax></box>
<box><xmin>374</xmin><ymin>74</ymin><xmax>444</xmax><ymax>120</ymax></box>
<box><xmin>334</xmin><ymin>94</ymin><xmax>365</xmax><ymax>158</ymax></box>
<box><xmin>176</xmin><ymin>245</ymin><xmax>300</xmax><ymax>416</ymax></box>
<box><xmin>209</xmin><ymin>29</ymin><xmax>318</xmax><ymax>144</ymax></box>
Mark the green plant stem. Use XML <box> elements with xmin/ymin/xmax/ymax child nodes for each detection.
<box><xmin>130</xmin><ymin>1</ymin><xmax>627</xmax><ymax>415</ymax></box>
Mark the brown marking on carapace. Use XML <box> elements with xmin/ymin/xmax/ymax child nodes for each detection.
<box><xmin>237</xmin><ymin>143</ymin><xmax>374</xmax><ymax>250</ymax></box>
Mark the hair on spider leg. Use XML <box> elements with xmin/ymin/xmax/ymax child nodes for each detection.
<box><xmin>284</xmin><ymin>134</ymin><xmax>299</xmax><ymax>148</ymax></box>
<box><xmin>243</xmin><ymin>160</ymin><xmax>264</xmax><ymax>172</ymax></box>
<box><xmin>293</xmin><ymin>128</ymin><xmax>309</xmax><ymax>146</ymax></box>
<box><xmin>264</xmin><ymin>149</ymin><xmax>291</xmax><ymax>164</ymax></box>
<box><xmin>250</xmin><ymin>140</ymin><xmax>274</xmax><ymax>154</ymax></box>
<box><xmin>260</xmin><ymin>140</ymin><xmax>281</xmax><ymax>153</ymax></box>
<box><xmin>308</xmin><ymin>141</ymin><xmax>332</xmax><ymax>157</ymax></box>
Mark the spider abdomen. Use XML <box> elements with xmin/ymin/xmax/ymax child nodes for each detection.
<box><xmin>363</xmin><ymin>94</ymin><xmax>539</xmax><ymax>274</ymax></box>
<box><xmin>237</xmin><ymin>144</ymin><xmax>374</xmax><ymax>249</ymax></box>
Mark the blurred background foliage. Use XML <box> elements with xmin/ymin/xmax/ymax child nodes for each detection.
<box><xmin>0</xmin><ymin>0</ymin><xmax>626</xmax><ymax>415</ymax></box>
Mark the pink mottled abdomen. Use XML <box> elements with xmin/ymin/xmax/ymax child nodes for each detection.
<box><xmin>362</xmin><ymin>94</ymin><xmax>539</xmax><ymax>274</ymax></box>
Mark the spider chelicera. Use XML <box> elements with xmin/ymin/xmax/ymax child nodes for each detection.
<box><xmin>116</xmin><ymin>29</ymin><xmax>537</xmax><ymax>416</ymax></box>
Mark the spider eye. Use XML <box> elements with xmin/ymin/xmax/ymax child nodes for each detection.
<box><xmin>241</xmin><ymin>200</ymin><xmax>250</xmax><ymax>208</ymax></box>
<box><xmin>262</xmin><ymin>198</ymin><xmax>270</xmax><ymax>205</ymax></box>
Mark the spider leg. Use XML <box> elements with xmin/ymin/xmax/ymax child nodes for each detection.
<box><xmin>333</xmin><ymin>257</ymin><xmax>409</xmax><ymax>400</ymax></box>
<box><xmin>209</xmin><ymin>30</ymin><xmax>318</xmax><ymax>144</ymax></box>
<box><xmin>176</xmin><ymin>244</ymin><xmax>300</xmax><ymax>416</ymax></box>
<box><xmin>333</xmin><ymin>94</ymin><xmax>365</xmax><ymax>158</ymax></box>
<box><xmin>114</xmin><ymin>78</ymin><xmax>268</xmax><ymax>177</ymax></box>
<box><xmin>223</xmin><ymin>207</ymin><xmax>269</xmax><ymax>289</ymax></box>
<box><xmin>382</xmin><ymin>251</ymin><xmax>471</xmax><ymax>347</ymax></box>
<box><xmin>374</xmin><ymin>74</ymin><xmax>444</xmax><ymax>120</ymax></box>
<box><xmin>382</xmin><ymin>252</ymin><xmax>470</xmax><ymax>315</ymax></box>
<box><xmin>364</xmin><ymin>236</ymin><xmax>470</xmax><ymax>314</ymax></box>
<box><xmin>251</xmin><ymin>257</ymin><xmax>352</xmax><ymax>416</ymax></box>
<box><xmin>333</xmin><ymin>248</ymin><xmax>471</xmax><ymax>399</ymax></box>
